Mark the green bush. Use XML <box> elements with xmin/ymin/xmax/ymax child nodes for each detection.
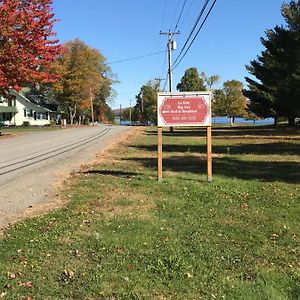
<box><xmin>22</xmin><ymin>121</ymin><xmax>30</xmax><ymax>127</ymax></box>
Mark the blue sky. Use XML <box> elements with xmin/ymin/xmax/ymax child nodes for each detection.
<box><xmin>52</xmin><ymin>0</ymin><xmax>285</xmax><ymax>109</ymax></box>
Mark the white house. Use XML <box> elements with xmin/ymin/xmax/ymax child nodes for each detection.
<box><xmin>0</xmin><ymin>90</ymin><xmax>53</xmax><ymax>126</ymax></box>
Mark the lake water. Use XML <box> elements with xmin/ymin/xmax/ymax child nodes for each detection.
<box><xmin>212</xmin><ymin>117</ymin><xmax>274</xmax><ymax>126</ymax></box>
<box><xmin>116</xmin><ymin>117</ymin><xmax>274</xmax><ymax>126</ymax></box>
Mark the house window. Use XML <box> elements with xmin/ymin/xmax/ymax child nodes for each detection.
<box><xmin>24</xmin><ymin>109</ymin><xmax>26</xmax><ymax>117</ymax></box>
<box><xmin>26</xmin><ymin>109</ymin><xmax>33</xmax><ymax>117</ymax></box>
<box><xmin>36</xmin><ymin>112</ymin><xmax>43</xmax><ymax>120</ymax></box>
<box><xmin>3</xmin><ymin>113</ymin><xmax>12</xmax><ymax>121</ymax></box>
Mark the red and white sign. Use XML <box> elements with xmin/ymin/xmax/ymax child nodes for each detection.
<box><xmin>157</xmin><ymin>92</ymin><xmax>211</xmax><ymax>127</ymax></box>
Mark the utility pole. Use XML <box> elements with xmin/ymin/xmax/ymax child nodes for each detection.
<box><xmin>155</xmin><ymin>77</ymin><xmax>164</xmax><ymax>92</ymax></box>
<box><xmin>140</xmin><ymin>90</ymin><xmax>144</xmax><ymax>122</ymax></box>
<box><xmin>129</xmin><ymin>99</ymin><xmax>132</xmax><ymax>125</ymax></box>
<box><xmin>160</xmin><ymin>30</ymin><xmax>179</xmax><ymax>131</ymax></box>
<box><xmin>159</xmin><ymin>30</ymin><xmax>179</xmax><ymax>92</ymax></box>
<box><xmin>90</xmin><ymin>87</ymin><xmax>94</xmax><ymax>125</ymax></box>
<box><xmin>119</xmin><ymin>104</ymin><xmax>122</xmax><ymax>125</ymax></box>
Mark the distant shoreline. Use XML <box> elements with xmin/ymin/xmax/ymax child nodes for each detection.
<box><xmin>212</xmin><ymin>117</ymin><xmax>274</xmax><ymax>125</ymax></box>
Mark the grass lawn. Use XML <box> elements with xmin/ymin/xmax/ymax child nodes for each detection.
<box><xmin>0</xmin><ymin>126</ymin><xmax>299</xmax><ymax>299</ymax></box>
<box><xmin>0</xmin><ymin>126</ymin><xmax>60</xmax><ymax>136</ymax></box>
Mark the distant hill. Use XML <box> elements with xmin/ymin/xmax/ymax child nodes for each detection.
<box><xmin>112</xmin><ymin>107</ymin><xmax>130</xmax><ymax>115</ymax></box>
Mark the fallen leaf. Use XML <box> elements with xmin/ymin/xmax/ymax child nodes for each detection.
<box><xmin>19</xmin><ymin>256</ymin><xmax>26</xmax><ymax>263</ymax></box>
<box><xmin>63</xmin><ymin>270</ymin><xmax>75</xmax><ymax>279</ymax></box>
<box><xmin>115</xmin><ymin>246</ymin><xmax>124</xmax><ymax>254</ymax></box>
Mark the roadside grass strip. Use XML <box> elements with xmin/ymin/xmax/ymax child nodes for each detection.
<box><xmin>0</xmin><ymin>126</ymin><xmax>300</xmax><ymax>299</ymax></box>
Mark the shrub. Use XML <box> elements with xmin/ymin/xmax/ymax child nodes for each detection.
<box><xmin>23</xmin><ymin>121</ymin><xmax>30</xmax><ymax>127</ymax></box>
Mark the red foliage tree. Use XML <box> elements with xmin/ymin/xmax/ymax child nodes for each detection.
<box><xmin>0</xmin><ymin>0</ymin><xmax>61</xmax><ymax>96</ymax></box>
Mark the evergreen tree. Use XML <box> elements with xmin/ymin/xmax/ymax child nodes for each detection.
<box><xmin>245</xmin><ymin>0</ymin><xmax>300</xmax><ymax>125</ymax></box>
<box><xmin>176</xmin><ymin>67</ymin><xmax>206</xmax><ymax>91</ymax></box>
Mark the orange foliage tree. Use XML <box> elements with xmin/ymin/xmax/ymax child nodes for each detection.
<box><xmin>52</xmin><ymin>39</ymin><xmax>114</xmax><ymax>124</ymax></box>
<box><xmin>0</xmin><ymin>0</ymin><xmax>61</xmax><ymax>96</ymax></box>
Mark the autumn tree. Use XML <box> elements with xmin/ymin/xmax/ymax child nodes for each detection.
<box><xmin>176</xmin><ymin>67</ymin><xmax>206</xmax><ymax>92</ymax></box>
<box><xmin>213</xmin><ymin>80</ymin><xmax>247</xmax><ymax>125</ymax></box>
<box><xmin>51</xmin><ymin>39</ymin><xmax>113</xmax><ymax>124</ymax></box>
<box><xmin>134</xmin><ymin>80</ymin><xmax>158</xmax><ymax>123</ymax></box>
<box><xmin>0</xmin><ymin>0</ymin><xmax>61</xmax><ymax>96</ymax></box>
<box><xmin>93</xmin><ymin>69</ymin><xmax>116</xmax><ymax>122</ymax></box>
<box><xmin>244</xmin><ymin>0</ymin><xmax>300</xmax><ymax>125</ymax></box>
<box><xmin>200</xmin><ymin>71</ymin><xmax>220</xmax><ymax>90</ymax></box>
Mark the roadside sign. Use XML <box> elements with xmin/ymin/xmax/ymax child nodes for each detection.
<box><xmin>157</xmin><ymin>91</ymin><xmax>212</xmax><ymax>182</ymax></box>
<box><xmin>157</xmin><ymin>92</ymin><xmax>211</xmax><ymax>127</ymax></box>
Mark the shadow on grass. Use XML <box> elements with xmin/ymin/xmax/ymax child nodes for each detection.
<box><xmin>82</xmin><ymin>170</ymin><xmax>140</xmax><ymax>178</ymax></box>
<box><xmin>133</xmin><ymin>142</ymin><xmax>300</xmax><ymax>156</ymax></box>
<box><xmin>124</xmin><ymin>156</ymin><xmax>300</xmax><ymax>184</ymax></box>
<box><xmin>145</xmin><ymin>127</ymin><xmax>300</xmax><ymax>139</ymax></box>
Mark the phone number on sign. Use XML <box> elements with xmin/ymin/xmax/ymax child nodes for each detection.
<box><xmin>172</xmin><ymin>116</ymin><xmax>197</xmax><ymax>121</ymax></box>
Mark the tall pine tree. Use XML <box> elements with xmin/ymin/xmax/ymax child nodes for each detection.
<box><xmin>245</xmin><ymin>1</ymin><xmax>300</xmax><ymax>125</ymax></box>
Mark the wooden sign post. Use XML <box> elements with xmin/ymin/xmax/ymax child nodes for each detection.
<box><xmin>207</xmin><ymin>126</ymin><xmax>212</xmax><ymax>182</ymax></box>
<box><xmin>157</xmin><ymin>92</ymin><xmax>212</xmax><ymax>182</ymax></box>
<box><xmin>158</xmin><ymin>127</ymin><xmax>163</xmax><ymax>181</ymax></box>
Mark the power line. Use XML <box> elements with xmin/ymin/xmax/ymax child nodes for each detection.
<box><xmin>172</xmin><ymin>0</ymin><xmax>211</xmax><ymax>67</ymax></box>
<box><xmin>173</xmin><ymin>0</ymin><xmax>217</xmax><ymax>70</ymax></box>
<box><xmin>172</xmin><ymin>0</ymin><xmax>188</xmax><ymax>34</ymax></box>
<box><xmin>181</xmin><ymin>0</ymin><xmax>196</xmax><ymax>28</ymax></box>
<box><xmin>156</xmin><ymin>0</ymin><xmax>168</xmax><ymax>75</ymax></box>
<box><xmin>170</xmin><ymin>0</ymin><xmax>183</xmax><ymax>32</ymax></box>
<box><xmin>107</xmin><ymin>50</ymin><xmax>167</xmax><ymax>65</ymax></box>
<box><xmin>160</xmin><ymin>0</ymin><xmax>168</xmax><ymax>32</ymax></box>
<box><xmin>162</xmin><ymin>76</ymin><xmax>168</xmax><ymax>92</ymax></box>
<box><xmin>160</xmin><ymin>46</ymin><xmax>168</xmax><ymax>79</ymax></box>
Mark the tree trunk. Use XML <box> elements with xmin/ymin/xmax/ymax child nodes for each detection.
<box><xmin>68</xmin><ymin>104</ymin><xmax>77</xmax><ymax>125</ymax></box>
<box><xmin>69</xmin><ymin>107</ymin><xmax>73</xmax><ymax>125</ymax></box>
<box><xmin>274</xmin><ymin>116</ymin><xmax>278</xmax><ymax>126</ymax></box>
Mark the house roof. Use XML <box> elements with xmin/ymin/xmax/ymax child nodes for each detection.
<box><xmin>25</xmin><ymin>94</ymin><xmax>58</xmax><ymax>112</ymax></box>
<box><xmin>10</xmin><ymin>90</ymin><xmax>53</xmax><ymax>113</ymax></box>
<box><xmin>0</xmin><ymin>106</ymin><xmax>18</xmax><ymax>113</ymax></box>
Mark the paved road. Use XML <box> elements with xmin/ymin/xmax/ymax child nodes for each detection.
<box><xmin>0</xmin><ymin>125</ymin><xmax>131</xmax><ymax>228</ymax></box>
